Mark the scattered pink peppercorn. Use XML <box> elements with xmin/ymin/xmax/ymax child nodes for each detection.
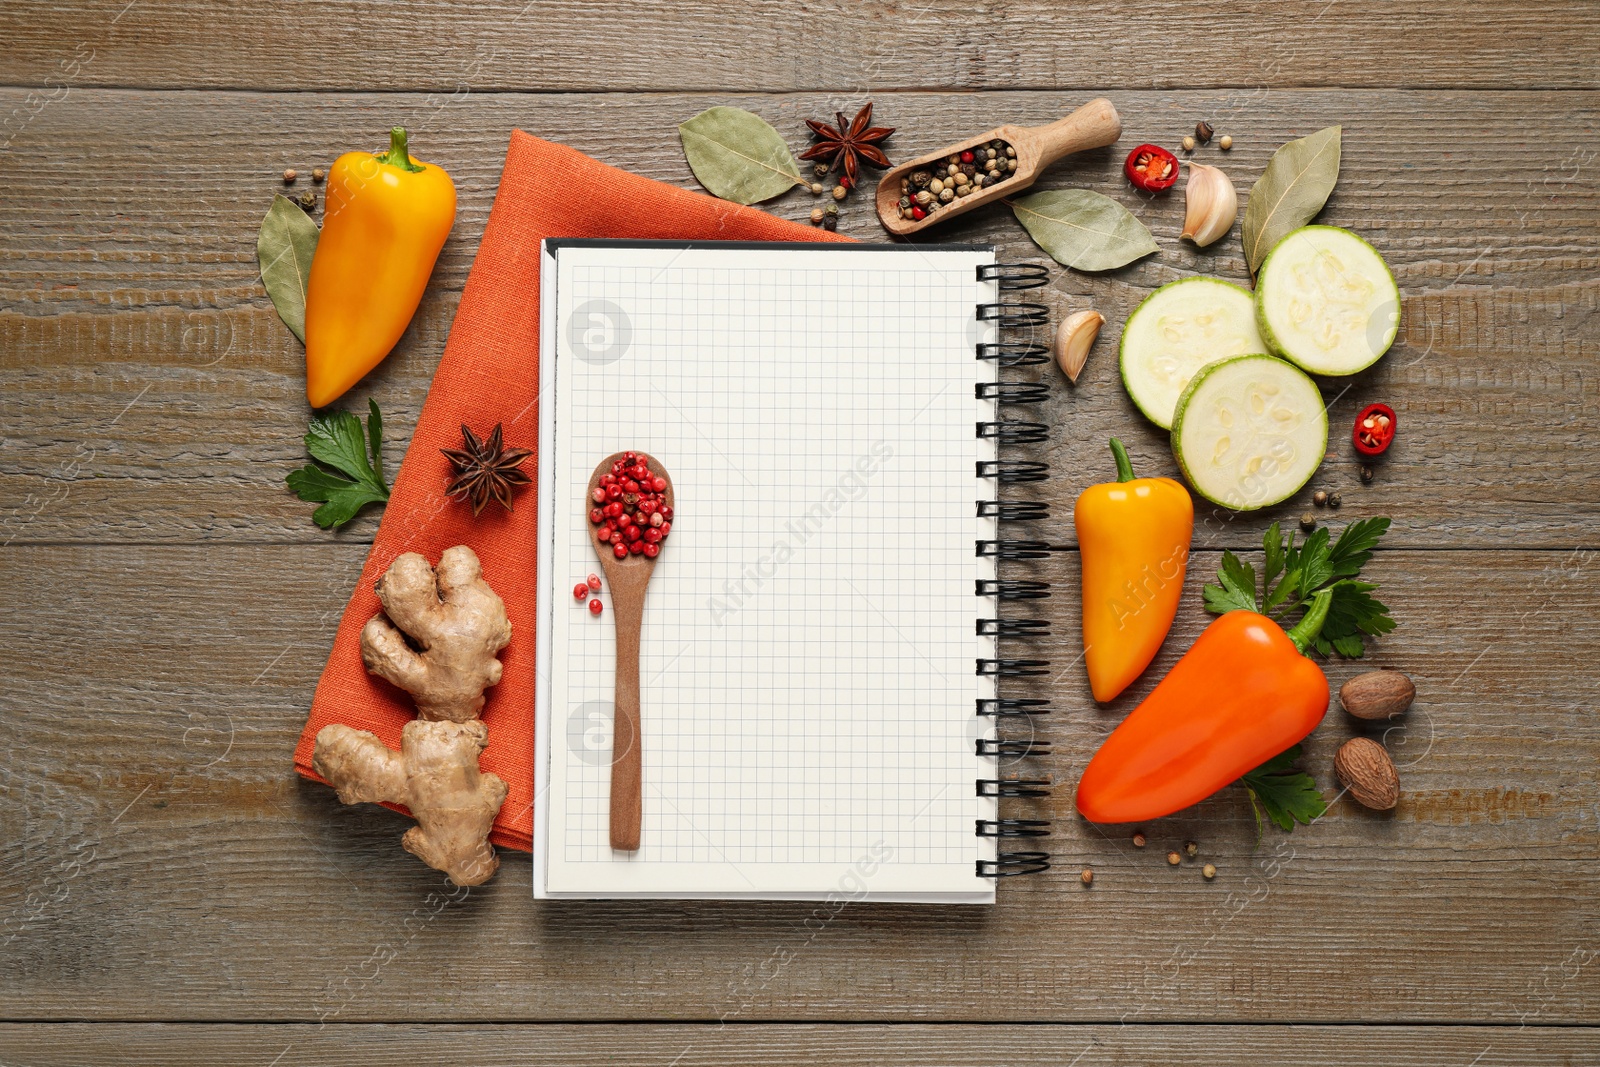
<box><xmin>589</xmin><ymin>598</ymin><xmax>603</xmax><ymax>615</ymax></box>
<box><xmin>573</xmin><ymin>582</ymin><xmax>588</xmax><ymax>600</ymax></box>
<box><xmin>587</xmin><ymin>573</ymin><xmax>602</xmax><ymax>591</ymax></box>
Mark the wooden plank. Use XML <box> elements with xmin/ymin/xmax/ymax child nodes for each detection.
<box><xmin>2</xmin><ymin>543</ymin><xmax>1596</xmax><ymax>1022</ymax></box>
<box><xmin>3</xmin><ymin>0</ymin><xmax>1598</xmax><ymax>93</ymax></box>
<box><xmin>1</xmin><ymin>1022</ymin><xmax>1597</xmax><ymax>1066</ymax></box>
<box><xmin>0</xmin><ymin>89</ymin><xmax>1595</xmax><ymax>546</ymax></box>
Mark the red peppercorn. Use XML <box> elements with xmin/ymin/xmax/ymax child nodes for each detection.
<box><xmin>587</xmin><ymin>573</ymin><xmax>602</xmax><ymax>591</ymax></box>
<box><xmin>613</xmin><ymin>542</ymin><xmax>627</xmax><ymax>559</ymax></box>
<box><xmin>591</xmin><ymin>487</ymin><xmax>605</xmax><ymax>503</ymax></box>
<box><xmin>643</xmin><ymin>543</ymin><xmax>660</xmax><ymax>558</ymax></box>
<box><xmin>644</xmin><ymin>528</ymin><xmax>662</xmax><ymax>544</ymax></box>
<box><xmin>598</xmin><ymin>525</ymin><xmax>614</xmax><ymax>542</ymax></box>
<box><xmin>651</xmin><ymin>476</ymin><xmax>667</xmax><ymax>492</ymax></box>
<box><xmin>628</xmin><ymin>541</ymin><xmax>644</xmax><ymax>555</ymax></box>
<box><xmin>660</xmin><ymin>521</ymin><xmax>671</xmax><ymax>536</ymax></box>
<box><xmin>661</xmin><ymin>505</ymin><xmax>674</xmax><ymax>520</ymax></box>
<box><xmin>589</xmin><ymin>598</ymin><xmax>603</xmax><ymax>615</ymax></box>
<box><xmin>1123</xmin><ymin>144</ymin><xmax>1180</xmax><ymax>192</ymax></box>
<box><xmin>573</xmin><ymin>582</ymin><xmax>588</xmax><ymax>600</ymax></box>
<box><xmin>604</xmin><ymin>502</ymin><xmax>623</xmax><ymax>518</ymax></box>
<box><xmin>606</xmin><ymin>485</ymin><xmax>622</xmax><ymax>501</ymax></box>
<box><xmin>624</xmin><ymin>479</ymin><xmax>639</xmax><ymax>493</ymax></box>
<box><xmin>1353</xmin><ymin>402</ymin><xmax>1397</xmax><ymax>456</ymax></box>
<box><xmin>589</xmin><ymin>508</ymin><xmax>604</xmax><ymax>524</ymax></box>
<box><xmin>623</xmin><ymin>524</ymin><xmax>641</xmax><ymax>542</ymax></box>
<box><xmin>650</xmin><ymin>512</ymin><xmax>664</xmax><ymax>527</ymax></box>
<box><xmin>961</xmin><ymin>150</ymin><xmax>974</xmax><ymax>163</ymax></box>
<box><xmin>911</xmin><ymin>206</ymin><xmax>926</xmax><ymax>220</ymax></box>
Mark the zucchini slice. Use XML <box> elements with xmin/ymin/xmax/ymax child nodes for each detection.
<box><xmin>1171</xmin><ymin>354</ymin><xmax>1327</xmax><ymax>511</ymax></box>
<box><xmin>1119</xmin><ymin>277</ymin><xmax>1268</xmax><ymax>430</ymax></box>
<box><xmin>1255</xmin><ymin>225</ymin><xmax>1400</xmax><ymax>376</ymax></box>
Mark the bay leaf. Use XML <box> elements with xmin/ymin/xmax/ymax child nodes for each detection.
<box><xmin>679</xmin><ymin>106</ymin><xmax>805</xmax><ymax>205</ymax></box>
<box><xmin>256</xmin><ymin>193</ymin><xmax>319</xmax><ymax>343</ymax></box>
<box><xmin>1242</xmin><ymin>125</ymin><xmax>1342</xmax><ymax>274</ymax></box>
<box><xmin>1010</xmin><ymin>189</ymin><xmax>1158</xmax><ymax>272</ymax></box>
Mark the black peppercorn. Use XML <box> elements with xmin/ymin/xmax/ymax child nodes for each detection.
<box><xmin>295</xmin><ymin>191</ymin><xmax>316</xmax><ymax>212</ymax></box>
<box><xmin>1328</xmin><ymin>492</ymin><xmax>1343</xmax><ymax>508</ymax></box>
<box><xmin>1360</xmin><ymin>465</ymin><xmax>1375</xmax><ymax>484</ymax></box>
<box><xmin>1195</xmin><ymin>121</ymin><xmax>1214</xmax><ymax>144</ymax></box>
<box><xmin>1312</xmin><ymin>490</ymin><xmax>1329</xmax><ymax>507</ymax></box>
<box><xmin>1300</xmin><ymin>511</ymin><xmax>1317</xmax><ymax>532</ymax></box>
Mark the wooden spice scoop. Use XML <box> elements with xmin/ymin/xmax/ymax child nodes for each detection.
<box><xmin>874</xmin><ymin>97</ymin><xmax>1122</xmax><ymax>237</ymax></box>
<box><xmin>587</xmin><ymin>452</ymin><xmax>675</xmax><ymax>852</ymax></box>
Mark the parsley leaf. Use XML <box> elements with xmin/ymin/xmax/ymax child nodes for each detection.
<box><xmin>1205</xmin><ymin>515</ymin><xmax>1395</xmax><ymax>659</ymax></box>
<box><xmin>1240</xmin><ymin>744</ymin><xmax>1327</xmax><ymax>834</ymax></box>
<box><xmin>1327</xmin><ymin>516</ymin><xmax>1391</xmax><ymax>578</ymax></box>
<box><xmin>1203</xmin><ymin>550</ymin><xmax>1260</xmax><ymax>614</ymax></box>
<box><xmin>286</xmin><ymin>399</ymin><xmax>391</xmax><ymax>529</ymax></box>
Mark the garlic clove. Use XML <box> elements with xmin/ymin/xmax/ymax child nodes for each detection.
<box><xmin>1181</xmin><ymin>161</ymin><xmax>1238</xmax><ymax>248</ymax></box>
<box><xmin>1054</xmin><ymin>309</ymin><xmax>1105</xmax><ymax>383</ymax></box>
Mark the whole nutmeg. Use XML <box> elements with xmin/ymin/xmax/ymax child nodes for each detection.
<box><xmin>1340</xmin><ymin>670</ymin><xmax>1416</xmax><ymax>720</ymax></box>
<box><xmin>1335</xmin><ymin>737</ymin><xmax>1401</xmax><ymax>810</ymax></box>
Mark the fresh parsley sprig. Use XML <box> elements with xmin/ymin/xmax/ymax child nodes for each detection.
<box><xmin>286</xmin><ymin>399</ymin><xmax>391</xmax><ymax>529</ymax></box>
<box><xmin>1203</xmin><ymin>517</ymin><xmax>1396</xmax><ymax>658</ymax></box>
<box><xmin>1240</xmin><ymin>744</ymin><xmax>1327</xmax><ymax>833</ymax></box>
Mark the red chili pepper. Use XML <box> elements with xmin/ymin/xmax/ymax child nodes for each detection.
<box><xmin>1123</xmin><ymin>144</ymin><xmax>1179</xmax><ymax>192</ymax></box>
<box><xmin>1353</xmin><ymin>402</ymin><xmax>1396</xmax><ymax>456</ymax></box>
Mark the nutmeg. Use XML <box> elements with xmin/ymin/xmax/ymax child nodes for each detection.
<box><xmin>1340</xmin><ymin>670</ymin><xmax>1415</xmax><ymax>720</ymax></box>
<box><xmin>1334</xmin><ymin>737</ymin><xmax>1400</xmax><ymax>810</ymax></box>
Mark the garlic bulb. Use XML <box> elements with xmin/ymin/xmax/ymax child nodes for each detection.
<box><xmin>1054</xmin><ymin>309</ymin><xmax>1105</xmax><ymax>383</ymax></box>
<box><xmin>1181</xmin><ymin>162</ymin><xmax>1237</xmax><ymax>248</ymax></box>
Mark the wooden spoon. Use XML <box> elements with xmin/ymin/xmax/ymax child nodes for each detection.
<box><xmin>874</xmin><ymin>97</ymin><xmax>1122</xmax><ymax>237</ymax></box>
<box><xmin>587</xmin><ymin>451</ymin><xmax>675</xmax><ymax>852</ymax></box>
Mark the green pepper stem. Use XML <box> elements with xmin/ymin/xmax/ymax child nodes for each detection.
<box><xmin>1109</xmin><ymin>437</ymin><xmax>1135</xmax><ymax>483</ymax></box>
<box><xmin>1286</xmin><ymin>588</ymin><xmax>1334</xmax><ymax>655</ymax></box>
<box><xmin>376</xmin><ymin>127</ymin><xmax>424</xmax><ymax>172</ymax></box>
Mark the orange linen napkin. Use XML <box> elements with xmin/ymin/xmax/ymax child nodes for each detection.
<box><xmin>294</xmin><ymin>131</ymin><xmax>851</xmax><ymax>851</ymax></box>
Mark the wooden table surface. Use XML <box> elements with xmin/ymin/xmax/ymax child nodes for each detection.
<box><xmin>3</xmin><ymin>3</ymin><xmax>1598</xmax><ymax>1064</ymax></box>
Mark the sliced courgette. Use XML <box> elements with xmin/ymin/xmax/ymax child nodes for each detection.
<box><xmin>1119</xmin><ymin>277</ymin><xmax>1268</xmax><ymax>430</ymax></box>
<box><xmin>1255</xmin><ymin>225</ymin><xmax>1400</xmax><ymax>376</ymax></box>
<box><xmin>1171</xmin><ymin>353</ymin><xmax>1327</xmax><ymax>511</ymax></box>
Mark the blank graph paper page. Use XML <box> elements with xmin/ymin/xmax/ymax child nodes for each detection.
<box><xmin>536</xmin><ymin>241</ymin><xmax>999</xmax><ymax>901</ymax></box>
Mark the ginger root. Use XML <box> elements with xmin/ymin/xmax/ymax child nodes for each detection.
<box><xmin>314</xmin><ymin>719</ymin><xmax>508</xmax><ymax>886</ymax></box>
<box><xmin>314</xmin><ymin>545</ymin><xmax>513</xmax><ymax>886</ymax></box>
<box><xmin>361</xmin><ymin>546</ymin><xmax>512</xmax><ymax>723</ymax></box>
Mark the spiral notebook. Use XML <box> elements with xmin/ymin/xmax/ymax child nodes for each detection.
<box><xmin>533</xmin><ymin>239</ymin><xmax>1055</xmax><ymax>902</ymax></box>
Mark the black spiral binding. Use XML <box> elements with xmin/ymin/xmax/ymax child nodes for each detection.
<box><xmin>975</xmin><ymin>261</ymin><xmax>1054</xmax><ymax>881</ymax></box>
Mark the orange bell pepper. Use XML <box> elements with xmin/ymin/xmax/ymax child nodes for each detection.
<box><xmin>304</xmin><ymin>127</ymin><xmax>456</xmax><ymax>408</ymax></box>
<box><xmin>1074</xmin><ymin>439</ymin><xmax>1193</xmax><ymax>702</ymax></box>
<box><xmin>1075</xmin><ymin>592</ymin><xmax>1333</xmax><ymax>824</ymax></box>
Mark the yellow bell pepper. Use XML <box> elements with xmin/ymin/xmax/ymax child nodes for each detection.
<box><xmin>304</xmin><ymin>127</ymin><xmax>456</xmax><ymax>408</ymax></box>
<box><xmin>1074</xmin><ymin>438</ymin><xmax>1193</xmax><ymax>702</ymax></box>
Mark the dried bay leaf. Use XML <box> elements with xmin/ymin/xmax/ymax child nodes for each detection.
<box><xmin>1242</xmin><ymin>125</ymin><xmax>1342</xmax><ymax>274</ymax></box>
<box><xmin>1010</xmin><ymin>189</ymin><xmax>1157</xmax><ymax>272</ymax></box>
<box><xmin>679</xmin><ymin>106</ymin><xmax>805</xmax><ymax>205</ymax></box>
<box><xmin>256</xmin><ymin>193</ymin><xmax>318</xmax><ymax>343</ymax></box>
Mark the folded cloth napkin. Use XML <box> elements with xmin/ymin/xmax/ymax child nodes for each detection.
<box><xmin>294</xmin><ymin>131</ymin><xmax>850</xmax><ymax>850</ymax></box>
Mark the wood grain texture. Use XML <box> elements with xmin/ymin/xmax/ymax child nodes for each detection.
<box><xmin>1</xmin><ymin>1023</ymin><xmax>1597</xmax><ymax>1066</ymax></box>
<box><xmin>0</xmin><ymin>89</ymin><xmax>1595</xmax><ymax>546</ymax></box>
<box><xmin>2</xmin><ymin>543</ymin><xmax>1596</xmax><ymax>1022</ymax></box>
<box><xmin>3</xmin><ymin>1</ymin><xmax>1599</xmax><ymax>92</ymax></box>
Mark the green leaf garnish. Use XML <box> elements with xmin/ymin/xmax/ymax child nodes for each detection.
<box><xmin>1203</xmin><ymin>550</ymin><xmax>1259</xmax><ymax>614</ymax></box>
<box><xmin>1240</xmin><ymin>744</ymin><xmax>1327</xmax><ymax>835</ymax></box>
<box><xmin>1203</xmin><ymin>516</ymin><xmax>1394</xmax><ymax>658</ymax></box>
<box><xmin>286</xmin><ymin>403</ymin><xmax>390</xmax><ymax>529</ymax></box>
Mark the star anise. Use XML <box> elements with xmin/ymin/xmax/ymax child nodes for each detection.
<box><xmin>800</xmin><ymin>102</ymin><xmax>894</xmax><ymax>184</ymax></box>
<box><xmin>441</xmin><ymin>423</ymin><xmax>533</xmax><ymax>515</ymax></box>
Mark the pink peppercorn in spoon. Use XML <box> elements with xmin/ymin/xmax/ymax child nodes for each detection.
<box><xmin>586</xmin><ymin>450</ymin><xmax>675</xmax><ymax>851</ymax></box>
